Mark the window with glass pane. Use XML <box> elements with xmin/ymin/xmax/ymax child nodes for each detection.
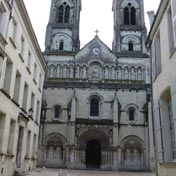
<box><xmin>168</xmin><ymin>96</ymin><xmax>176</xmax><ymax>159</ymax></box>
<box><xmin>90</xmin><ymin>98</ymin><xmax>99</xmax><ymax>116</ymax></box>
<box><xmin>129</xmin><ymin>108</ymin><xmax>135</xmax><ymax>121</ymax></box>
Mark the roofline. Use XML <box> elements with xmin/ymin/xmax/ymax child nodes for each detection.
<box><xmin>146</xmin><ymin>0</ymin><xmax>169</xmax><ymax>48</ymax></box>
<box><xmin>79</xmin><ymin>35</ymin><xmax>114</xmax><ymax>54</ymax></box>
<box><xmin>15</xmin><ymin>0</ymin><xmax>47</xmax><ymax>73</ymax></box>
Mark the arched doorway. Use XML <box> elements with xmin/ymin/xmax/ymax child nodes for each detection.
<box><xmin>86</xmin><ymin>140</ymin><xmax>101</xmax><ymax>169</ymax></box>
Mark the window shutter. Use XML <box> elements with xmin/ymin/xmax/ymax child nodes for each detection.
<box><xmin>153</xmin><ymin>100</ymin><xmax>164</xmax><ymax>163</ymax></box>
<box><xmin>171</xmin><ymin>0</ymin><xmax>176</xmax><ymax>47</ymax></box>
<box><xmin>151</xmin><ymin>42</ymin><xmax>156</xmax><ymax>81</ymax></box>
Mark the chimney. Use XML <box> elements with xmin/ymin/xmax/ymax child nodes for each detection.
<box><xmin>147</xmin><ymin>11</ymin><xmax>155</xmax><ymax>27</ymax></box>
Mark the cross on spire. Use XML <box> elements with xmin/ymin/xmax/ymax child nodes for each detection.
<box><xmin>95</xmin><ymin>29</ymin><xmax>99</xmax><ymax>36</ymax></box>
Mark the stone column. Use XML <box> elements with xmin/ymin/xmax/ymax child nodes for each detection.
<box><xmin>69</xmin><ymin>146</ymin><xmax>75</xmax><ymax>168</ymax></box>
<box><xmin>71</xmin><ymin>95</ymin><xmax>76</xmax><ymax>121</ymax></box>
<box><xmin>69</xmin><ymin>123</ymin><xmax>75</xmax><ymax>145</ymax></box>
<box><xmin>143</xmin><ymin>148</ymin><xmax>146</xmax><ymax>169</ymax></box>
<box><xmin>63</xmin><ymin>148</ymin><xmax>66</xmax><ymax>166</ymax></box>
<box><xmin>112</xmin><ymin>95</ymin><xmax>119</xmax><ymax>147</ymax></box>
<box><xmin>113</xmin><ymin>124</ymin><xmax>118</xmax><ymax>146</ymax></box>
<box><xmin>112</xmin><ymin>147</ymin><xmax>118</xmax><ymax>170</ymax></box>
<box><xmin>113</xmin><ymin>98</ymin><xmax>119</xmax><ymax>123</ymax></box>
<box><xmin>65</xmin><ymin>147</ymin><xmax>69</xmax><ymax>165</ymax></box>
<box><xmin>171</xmin><ymin>80</ymin><xmax>176</xmax><ymax>155</ymax></box>
<box><xmin>117</xmin><ymin>148</ymin><xmax>122</xmax><ymax>170</ymax></box>
<box><xmin>82</xmin><ymin>151</ymin><xmax>86</xmax><ymax>169</ymax></box>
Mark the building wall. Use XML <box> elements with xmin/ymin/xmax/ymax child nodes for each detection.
<box><xmin>0</xmin><ymin>0</ymin><xmax>46</xmax><ymax>175</ymax></box>
<box><xmin>147</xmin><ymin>0</ymin><xmax>176</xmax><ymax>175</ymax></box>
<box><xmin>38</xmin><ymin>86</ymin><xmax>150</xmax><ymax>170</ymax></box>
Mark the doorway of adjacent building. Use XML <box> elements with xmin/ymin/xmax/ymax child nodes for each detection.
<box><xmin>16</xmin><ymin>126</ymin><xmax>24</xmax><ymax>168</ymax></box>
<box><xmin>86</xmin><ymin>140</ymin><xmax>101</xmax><ymax>169</ymax></box>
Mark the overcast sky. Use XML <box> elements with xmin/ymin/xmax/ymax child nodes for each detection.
<box><xmin>23</xmin><ymin>0</ymin><xmax>161</xmax><ymax>51</ymax></box>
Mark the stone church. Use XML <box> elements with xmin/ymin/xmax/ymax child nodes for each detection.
<box><xmin>37</xmin><ymin>0</ymin><xmax>154</xmax><ymax>171</ymax></box>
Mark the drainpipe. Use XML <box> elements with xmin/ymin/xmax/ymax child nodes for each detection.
<box><xmin>148</xmin><ymin>42</ymin><xmax>158</xmax><ymax>176</ymax></box>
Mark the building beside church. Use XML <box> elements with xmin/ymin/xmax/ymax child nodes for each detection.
<box><xmin>146</xmin><ymin>0</ymin><xmax>176</xmax><ymax>175</ymax></box>
<box><xmin>0</xmin><ymin>0</ymin><xmax>47</xmax><ymax>175</ymax></box>
<box><xmin>38</xmin><ymin>0</ymin><xmax>155</xmax><ymax>171</ymax></box>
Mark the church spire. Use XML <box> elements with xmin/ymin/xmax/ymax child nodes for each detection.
<box><xmin>45</xmin><ymin>0</ymin><xmax>81</xmax><ymax>52</ymax></box>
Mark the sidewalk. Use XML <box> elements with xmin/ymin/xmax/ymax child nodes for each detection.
<box><xmin>27</xmin><ymin>168</ymin><xmax>156</xmax><ymax>176</ymax></box>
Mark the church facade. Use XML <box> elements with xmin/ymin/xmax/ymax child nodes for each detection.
<box><xmin>37</xmin><ymin>0</ymin><xmax>154</xmax><ymax>171</ymax></box>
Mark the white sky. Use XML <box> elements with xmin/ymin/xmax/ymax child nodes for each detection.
<box><xmin>23</xmin><ymin>0</ymin><xmax>161</xmax><ymax>51</ymax></box>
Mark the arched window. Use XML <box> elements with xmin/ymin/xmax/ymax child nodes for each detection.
<box><xmin>58</xmin><ymin>5</ymin><xmax>64</xmax><ymax>23</ymax></box>
<box><xmin>123</xmin><ymin>4</ymin><xmax>136</xmax><ymax>25</ymax></box>
<box><xmin>131</xmin><ymin>7</ymin><xmax>136</xmax><ymax>25</ymax></box>
<box><xmin>124</xmin><ymin>7</ymin><xmax>129</xmax><ymax>25</ymax></box>
<box><xmin>59</xmin><ymin>40</ymin><xmax>64</xmax><ymax>50</ymax></box>
<box><xmin>54</xmin><ymin>105</ymin><xmax>61</xmax><ymax>118</ymax></box>
<box><xmin>129</xmin><ymin>108</ymin><xmax>135</xmax><ymax>121</ymax></box>
<box><xmin>58</xmin><ymin>3</ymin><xmax>70</xmax><ymax>23</ymax></box>
<box><xmin>64</xmin><ymin>5</ymin><xmax>70</xmax><ymax>23</ymax></box>
<box><xmin>128</xmin><ymin>42</ymin><xmax>133</xmax><ymax>51</ymax></box>
<box><xmin>90</xmin><ymin>97</ymin><xmax>99</xmax><ymax>116</ymax></box>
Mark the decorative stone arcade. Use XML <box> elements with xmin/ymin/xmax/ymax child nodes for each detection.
<box><xmin>40</xmin><ymin>131</ymin><xmax>146</xmax><ymax>170</ymax></box>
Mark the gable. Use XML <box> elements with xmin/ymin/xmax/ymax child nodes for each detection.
<box><xmin>75</xmin><ymin>36</ymin><xmax>116</xmax><ymax>63</ymax></box>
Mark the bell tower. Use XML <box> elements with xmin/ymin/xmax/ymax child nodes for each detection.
<box><xmin>45</xmin><ymin>0</ymin><xmax>81</xmax><ymax>52</ymax></box>
<box><xmin>112</xmin><ymin>0</ymin><xmax>147</xmax><ymax>55</ymax></box>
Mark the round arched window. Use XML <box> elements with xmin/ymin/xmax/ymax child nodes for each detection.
<box><xmin>90</xmin><ymin>98</ymin><xmax>99</xmax><ymax>116</ymax></box>
<box><xmin>129</xmin><ymin>107</ymin><xmax>135</xmax><ymax>121</ymax></box>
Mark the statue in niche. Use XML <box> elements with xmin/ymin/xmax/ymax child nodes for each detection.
<box><xmin>75</xmin><ymin>66</ymin><xmax>80</xmax><ymax>78</ymax></box>
<box><xmin>69</xmin><ymin>65</ymin><xmax>74</xmax><ymax>78</ymax></box>
<box><xmin>56</xmin><ymin>65</ymin><xmax>61</xmax><ymax>77</ymax></box>
<box><xmin>104</xmin><ymin>67</ymin><xmax>109</xmax><ymax>79</ymax></box>
<box><xmin>82</xmin><ymin>66</ymin><xmax>87</xmax><ymax>79</ymax></box>
<box><xmin>124</xmin><ymin>68</ymin><xmax>129</xmax><ymax>80</ymax></box>
<box><xmin>92</xmin><ymin>66</ymin><xmax>99</xmax><ymax>78</ymax></box>
<box><xmin>88</xmin><ymin>63</ymin><xmax>102</xmax><ymax>80</ymax></box>
<box><xmin>117</xmin><ymin>67</ymin><xmax>122</xmax><ymax>79</ymax></box>
<box><xmin>49</xmin><ymin>65</ymin><xmax>54</xmax><ymax>77</ymax></box>
<box><xmin>63</xmin><ymin>66</ymin><xmax>67</xmax><ymax>78</ymax></box>
<box><xmin>137</xmin><ymin>68</ymin><xmax>142</xmax><ymax>80</ymax></box>
<box><xmin>111</xmin><ymin>67</ymin><xmax>116</xmax><ymax>79</ymax></box>
<box><xmin>131</xmin><ymin>68</ymin><xmax>136</xmax><ymax>80</ymax></box>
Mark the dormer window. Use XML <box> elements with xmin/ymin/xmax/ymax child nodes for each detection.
<box><xmin>58</xmin><ymin>3</ymin><xmax>70</xmax><ymax>23</ymax></box>
<box><xmin>124</xmin><ymin>4</ymin><xmax>136</xmax><ymax>25</ymax></box>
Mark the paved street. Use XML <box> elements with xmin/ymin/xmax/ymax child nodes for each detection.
<box><xmin>27</xmin><ymin>168</ymin><xmax>156</xmax><ymax>176</ymax></box>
